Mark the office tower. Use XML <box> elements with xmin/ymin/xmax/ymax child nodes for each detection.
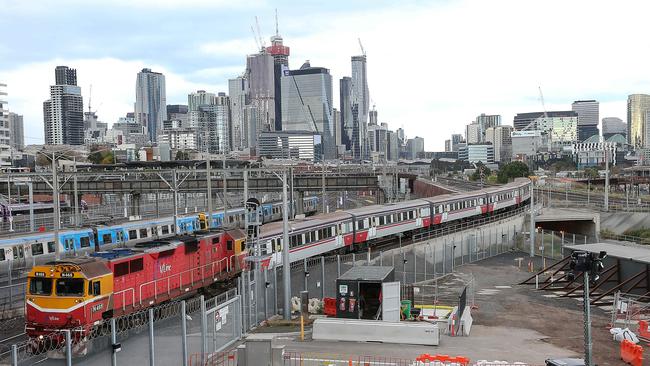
<box><xmin>333</xmin><ymin>108</ymin><xmax>341</xmax><ymax>148</ymax></box>
<box><xmin>43</xmin><ymin>66</ymin><xmax>84</xmax><ymax>145</ymax></box>
<box><xmin>387</xmin><ymin>130</ymin><xmax>399</xmax><ymax>161</ymax></box>
<box><xmin>369</xmin><ymin>109</ymin><xmax>378</xmax><ymax>126</ymax></box>
<box><xmin>280</xmin><ymin>61</ymin><xmax>334</xmax><ymax>160</ymax></box>
<box><xmin>135</xmin><ymin>68</ymin><xmax>166</xmax><ymax>143</ymax></box>
<box><xmin>513</xmin><ymin>111</ymin><xmax>578</xmax><ymax>149</ymax></box>
<box><xmin>246</xmin><ymin>52</ymin><xmax>275</xmax><ymax>134</ymax></box>
<box><xmin>602</xmin><ymin>117</ymin><xmax>626</xmax><ymax>140</ymax></box>
<box><xmin>451</xmin><ymin>134</ymin><xmax>463</xmax><ymax>152</ymax></box>
<box><xmin>396</xmin><ymin>128</ymin><xmax>405</xmax><ymax>145</ymax></box>
<box><xmin>165</xmin><ymin>105</ymin><xmax>189</xmax><ymax>129</ymax></box>
<box><xmin>627</xmin><ymin>94</ymin><xmax>650</xmax><ymax>149</ymax></box>
<box><xmin>572</xmin><ymin>100</ymin><xmax>600</xmax><ymax>141</ymax></box>
<box><xmin>0</xmin><ymin>83</ymin><xmax>9</xmax><ymax>166</ymax></box>
<box><xmin>351</xmin><ymin>55</ymin><xmax>370</xmax><ymax>160</ymax></box>
<box><xmin>266</xmin><ymin>15</ymin><xmax>290</xmax><ymax>131</ymax></box>
<box><xmin>406</xmin><ymin>137</ymin><xmax>424</xmax><ymax>159</ymax></box>
<box><xmin>485</xmin><ymin>125</ymin><xmax>513</xmax><ymax>163</ymax></box>
<box><xmin>475</xmin><ymin>113</ymin><xmax>501</xmax><ymax>141</ymax></box>
<box><xmin>339</xmin><ymin>77</ymin><xmax>353</xmax><ymax>152</ymax></box>
<box><xmin>367</xmin><ymin>123</ymin><xmax>388</xmax><ymax>161</ymax></box>
<box><xmin>189</xmin><ymin>91</ymin><xmax>230</xmax><ymax>154</ymax></box>
<box><xmin>466</xmin><ymin>123</ymin><xmax>482</xmax><ymax>143</ymax></box>
<box><xmin>8</xmin><ymin>112</ymin><xmax>24</xmax><ymax>151</ymax></box>
<box><xmin>445</xmin><ymin>140</ymin><xmax>451</xmax><ymax>152</ymax></box>
<box><xmin>229</xmin><ymin>77</ymin><xmax>250</xmax><ymax>151</ymax></box>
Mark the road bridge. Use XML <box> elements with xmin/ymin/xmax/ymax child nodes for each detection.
<box><xmin>534</xmin><ymin>207</ymin><xmax>600</xmax><ymax>238</ymax></box>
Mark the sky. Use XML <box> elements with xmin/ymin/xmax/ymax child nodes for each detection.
<box><xmin>1</xmin><ymin>0</ymin><xmax>649</xmax><ymax>151</ymax></box>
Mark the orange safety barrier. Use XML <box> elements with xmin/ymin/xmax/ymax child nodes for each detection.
<box><xmin>639</xmin><ymin>320</ymin><xmax>650</xmax><ymax>339</ymax></box>
<box><xmin>323</xmin><ymin>297</ymin><xmax>337</xmax><ymax>317</ymax></box>
<box><xmin>620</xmin><ymin>339</ymin><xmax>644</xmax><ymax>366</ymax></box>
<box><xmin>415</xmin><ymin>353</ymin><xmax>470</xmax><ymax>365</ymax></box>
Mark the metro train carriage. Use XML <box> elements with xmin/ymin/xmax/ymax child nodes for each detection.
<box><xmin>255</xmin><ymin>178</ymin><xmax>531</xmax><ymax>268</ymax></box>
<box><xmin>25</xmin><ymin>229</ymin><xmax>248</xmax><ymax>337</ymax></box>
<box><xmin>0</xmin><ymin>196</ymin><xmax>319</xmax><ymax>268</ymax></box>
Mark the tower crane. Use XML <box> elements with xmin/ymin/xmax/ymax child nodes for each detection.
<box><xmin>358</xmin><ymin>38</ymin><xmax>366</xmax><ymax>57</ymax></box>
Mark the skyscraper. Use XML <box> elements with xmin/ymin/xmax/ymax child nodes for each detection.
<box><xmin>369</xmin><ymin>109</ymin><xmax>378</xmax><ymax>126</ymax></box>
<box><xmin>406</xmin><ymin>137</ymin><xmax>424</xmax><ymax>160</ymax></box>
<box><xmin>165</xmin><ymin>105</ymin><xmax>189</xmax><ymax>129</ymax></box>
<box><xmin>475</xmin><ymin>113</ymin><xmax>501</xmax><ymax>141</ymax></box>
<box><xmin>0</xmin><ymin>83</ymin><xmax>10</xmax><ymax>166</ymax></box>
<box><xmin>229</xmin><ymin>76</ymin><xmax>250</xmax><ymax>151</ymax></box>
<box><xmin>466</xmin><ymin>123</ymin><xmax>481</xmax><ymax>144</ymax></box>
<box><xmin>281</xmin><ymin>61</ymin><xmax>334</xmax><ymax>159</ymax></box>
<box><xmin>572</xmin><ymin>100</ymin><xmax>600</xmax><ymax>142</ymax></box>
<box><xmin>8</xmin><ymin>112</ymin><xmax>24</xmax><ymax>151</ymax></box>
<box><xmin>485</xmin><ymin>125</ymin><xmax>513</xmax><ymax>163</ymax></box>
<box><xmin>266</xmin><ymin>16</ymin><xmax>290</xmax><ymax>131</ymax></box>
<box><xmin>351</xmin><ymin>55</ymin><xmax>369</xmax><ymax>160</ymax></box>
<box><xmin>339</xmin><ymin>77</ymin><xmax>353</xmax><ymax>153</ymax></box>
<box><xmin>135</xmin><ymin>68</ymin><xmax>166</xmax><ymax>143</ymax></box>
<box><xmin>247</xmin><ymin>52</ymin><xmax>275</xmax><ymax>135</ymax></box>
<box><xmin>43</xmin><ymin>66</ymin><xmax>84</xmax><ymax>145</ymax></box>
<box><xmin>627</xmin><ymin>94</ymin><xmax>650</xmax><ymax>149</ymax></box>
<box><xmin>195</xmin><ymin>93</ymin><xmax>230</xmax><ymax>154</ymax></box>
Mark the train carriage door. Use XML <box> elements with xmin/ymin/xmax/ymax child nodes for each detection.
<box><xmin>11</xmin><ymin>245</ymin><xmax>25</xmax><ymax>267</ymax></box>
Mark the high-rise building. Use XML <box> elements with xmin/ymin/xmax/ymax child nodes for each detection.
<box><xmin>485</xmin><ymin>125</ymin><xmax>513</xmax><ymax>163</ymax></box>
<box><xmin>247</xmin><ymin>52</ymin><xmax>275</xmax><ymax>134</ymax></box>
<box><xmin>602</xmin><ymin>117</ymin><xmax>626</xmax><ymax>140</ymax></box>
<box><xmin>475</xmin><ymin>114</ymin><xmax>501</xmax><ymax>141</ymax></box>
<box><xmin>229</xmin><ymin>77</ymin><xmax>250</xmax><ymax>151</ymax></box>
<box><xmin>369</xmin><ymin>109</ymin><xmax>378</xmax><ymax>126</ymax></box>
<box><xmin>83</xmin><ymin>111</ymin><xmax>108</xmax><ymax>144</ymax></box>
<box><xmin>451</xmin><ymin>134</ymin><xmax>463</xmax><ymax>152</ymax></box>
<box><xmin>458</xmin><ymin>143</ymin><xmax>494</xmax><ymax>164</ymax></box>
<box><xmin>55</xmin><ymin>66</ymin><xmax>77</xmax><ymax>86</ymax></box>
<box><xmin>266</xmin><ymin>18</ymin><xmax>290</xmax><ymax>131</ymax></box>
<box><xmin>165</xmin><ymin>105</ymin><xmax>189</xmax><ymax>129</ymax></box>
<box><xmin>190</xmin><ymin>91</ymin><xmax>230</xmax><ymax>154</ymax></box>
<box><xmin>572</xmin><ymin>100</ymin><xmax>600</xmax><ymax>142</ymax></box>
<box><xmin>281</xmin><ymin>62</ymin><xmax>334</xmax><ymax>159</ymax></box>
<box><xmin>0</xmin><ymin>83</ymin><xmax>10</xmax><ymax>166</ymax></box>
<box><xmin>135</xmin><ymin>68</ymin><xmax>166</xmax><ymax>143</ymax></box>
<box><xmin>350</xmin><ymin>55</ymin><xmax>370</xmax><ymax>160</ymax></box>
<box><xmin>43</xmin><ymin>66</ymin><xmax>84</xmax><ymax>145</ymax></box>
<box><xmin>367</xmin><ymin>123</ymin><xmax>388</xmax><ymax>162</ymax></box>
<box><xmin>445</xmin><ymin>139</ymin><xmax>451</xmax><ymax>152</ymax></box>
<box><xmin>339</xmin><ymin>77</ymin><xmax>353</xmax><ymax>153</ymax></box>
<box><xmin>8</xmin><ymin>112</ymin><xmax>24</xmax><ymax>151</ymax></box>
<box><xmin>258</xmin><ymin>131</ymin><xmax>320</xmax><ymax>161</ymax></box>
<box><xmin>387</xmin><ymin>130</ymin><xmax>399</xmax><ymax>161</ymax></box>
<box><xmin>513</xmin><ymin>111</ymin><xmax>578</xmax><ymax>150</ymax></box>
<box><xmin>406</xmin><ymin>137</ymin><xmax>424</xmax><ymax>159</ymax></box>
<box><xmin>333</xmin><ymin>108</ymin><xmax>341</xmax><ymax>148</ymax></box>
<box><xmin>627</xmin><ymin>94</ymin><xmax>650</xmax><ymax>149</ymax></box>
<box><xmin>466</xmin><ymin>123</ymin><xmax>482</xmax><ymax>144</ymax></box>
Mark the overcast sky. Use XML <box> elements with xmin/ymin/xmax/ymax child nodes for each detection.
<box><xmin>0</xmin><ymin>0</ymin><xmax>646</xmax><ymax>150</ymax></box>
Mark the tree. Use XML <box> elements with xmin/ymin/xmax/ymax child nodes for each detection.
<box><xmin>583</xmin><ymin>167</ymin><xmax>599</xmax><ymax>180</ymax></box>
<box><xmin>470</xmin><ymin>162</ymin><xmax>491</xmax><ymax>182</ymax></box>
<box><xmin>175</xmin><ymin>150</ymin><xmax>190</xmax><ymax>161</ymax></box>
<box><xmin>497</xmin><ymin>161</ymin><xmax>530</xmax><ymax>183</ymax></box>
<box><xmin>87</xmin><ymin>147</ymin><xmax>115</xmax><ymax>165</ymax></box>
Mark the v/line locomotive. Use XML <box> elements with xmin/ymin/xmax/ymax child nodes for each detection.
<box><xmin>24</xmin><ymin>178</ymin><xmax>530</xmax><ymax>339</ymax></box>
<box><xmin>0</xmin><ymin>196</ymin><xmax>319</xmax><ymax>269</ymax></box>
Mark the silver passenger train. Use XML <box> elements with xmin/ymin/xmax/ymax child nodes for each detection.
<box><xmin>256</xmin><ymin>178</ymin><xmax>531</xmax><ymax>267</ymax></box>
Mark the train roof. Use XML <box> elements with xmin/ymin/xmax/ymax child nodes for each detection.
<box><xmin>260</xmin><ymin>211</ymin><xmax>353</xmax><ymax>237</ymax></box>
<box><xmin>44</xmin><ymin>257</ymin><xmax>112</xmax><ymax>279</ymax></box>
<box><xmin>343</xmin><ymin>199</ymin><xmax>430</xmax><ymax>217</ymax></box>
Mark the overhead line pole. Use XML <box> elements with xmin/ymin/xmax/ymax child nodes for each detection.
<box><xmin>282</xmin><ymin>171</ymin><xmax>292</xmax><ymax>320</ymax></box>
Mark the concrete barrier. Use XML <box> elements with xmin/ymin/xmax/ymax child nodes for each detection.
<box><xmin>312</xmin><ymin>318</ymin><xmax>440</xmax><ymax>345</ymax></box>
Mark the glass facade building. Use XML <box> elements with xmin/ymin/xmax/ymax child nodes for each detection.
<box><xmin>280</xmin><ymin>63</ymin><xmax>335</xmax><ymax>159</ymax></box>
<box><xmin>572</xmin><ymin>100</ymin><xmax>600</xmax><ymax>142</ymax></box>
<box><xmin>43</xmin><ymin>67</ymin><xmax>84</xmax><ymax>146</ymax></box>
<box><xmin>627</xmin><ymin>94</ymin><xmax>650</xmax><ymax>149</ymax></box>
<box><xmin>135</xmin><ymin>68</ymin><xmax>166</xmax><ymax>143</ymax></box>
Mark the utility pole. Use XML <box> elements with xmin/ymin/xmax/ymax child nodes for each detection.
<box><xmin>172</xmin><ymin>169</ymin><xmax>178</xmax><ymax>234</ymax></box>
<box><xmin>529</xmin><ymin>182</ymin><xmax>535</xmax><ymax>257</ymax></box>
<box><xmin>73</xmin><ymin>157</ymin><xmax>79</xmax><ymax>227</ymax></box>
<box><xmin>604</xmin><ymin>147</ymin><xmax>609</xmax><ymax>212</ymax></box>
<box><xmin>282</xmin><ymin>172</ymin><xmax>292</xmax><ymax>320</ymax></box>
<box><xmin>222</xmin><ymin>155</ymin><xmax>228</xmax><ymax>224</ymax></box>
<box><xmin>321</xmin><ymin>162</ymin><xmax>326</xmax><ymax>214</ymax></box>
<box><xmin>52</xmin><ymin>153</ymin><xmax>61</xmax><ymax>260</ymax></box>
<box><xmin>206</xmin><ymin>154</ymin><xmax>212</xmax><ymax>228</ymax></box>
<box><xmin>583</xmin><ymin>270</ymin><xmax>593</xmax><ymax>366</ymax></box>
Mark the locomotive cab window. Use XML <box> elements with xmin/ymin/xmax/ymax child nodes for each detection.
<box><xmin>89</xmin><ymin>281</ymin><xmax>101</xmax><ymax>296</ymax></box>
<box><xmin>56</xmin><ymin>278</ymin><xmax>85</xmax><ymax>296</ymax></box>
<box><xmin>30</xmin><ymin>278</ymin><xmax>52</xmax><ymax>295</ymax></box>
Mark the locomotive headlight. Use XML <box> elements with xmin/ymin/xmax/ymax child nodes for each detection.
<box><xmin>38</xmin><ymin>335</ymin><xmax>44</xmax><ymax>340</ymax></box>
<box><xmin>75</xmin><ymin>299</ymin><xmax>82</xmax><ymax>304</ymax></box>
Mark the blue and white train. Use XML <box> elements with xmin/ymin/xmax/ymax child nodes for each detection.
<box><xmin>0</xmin><ymin>196</ymin><xmax>319</xmax><ymax>267</ymax></box>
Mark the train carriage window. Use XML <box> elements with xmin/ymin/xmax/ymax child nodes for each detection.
<box><xmin>80</xmin><ymin>237</ymin><xmax>90</xmax><ymax>248</ymax></box>
<box><xmin>117</xmin><ymin>232</ymin><xmax>124</xmax><ymax>242</ymax></box>
<box><xmin>379</xmin><ymin>216</ymin><xmax>385</xmax><ymax>226</ymax></box>
<box><xmin>276</xmin><ymin>239</ymin><xmax>282</xmax><ymax>252</ymax></box>
<box><xmin>56</xmin><ymin>279</ymin><xmax>84</xmax><ymax>296</ymax></box>
<box><xmin>47</xmin><ymin>242</ymin><xmax>55</xmax><ymax>254</ymax></box>
<box><xmin>31</xmin><ymin>243</ymin><xmax>44</xmax><ymax>256</ymax></box>
<box><xmin>130</xmin><ymin>258</ymin><xmax>144</xmax><ymax>272</ymax></box>
<box><xmin>114</xmin><ymin>262</ymin><xmax>129</xmax><ymax>277</ymax></box>
<box><xmin>139</xmin><ymin>228</ymin><xmax>148</xmax><ymax>238</ymax></box>
<box><xmin>162</xmin><ymin>226</ymin><xmax>169</xmax><ymax>235</ymax></box>
<box><xmin>64</xmin><ymin>239</ymin><xmax>73</xmax><ymax>251</ymax></box>
<box><xmin>446</xmin><ymin>204</ymin><xmax>450</xmax><ymax>212</ymax></box>
<box><xmin>129</xmin><ymin>230</ymin><xmax>137</xmax><ymax>240</ymax></box>
<box><xmin>102</xmin><ymin>234</ymin><xmax>112</xmax><ymax>245</ymax></box>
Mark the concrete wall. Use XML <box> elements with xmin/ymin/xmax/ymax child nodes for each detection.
<box><xmin>413</xmin><ymin>178</ymin><xmax>455</xmax><ymax>198</ymax></box>
<box><xmin>601</xmin><ymin>211</ymin><xmax>650</xmax><ymax>234</ymax></box>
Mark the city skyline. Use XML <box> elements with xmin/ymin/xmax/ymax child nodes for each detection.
<box><xmin>1</xmin><ymin>0</ymin><xmax>649</xmax><ymax>150</ymax></box>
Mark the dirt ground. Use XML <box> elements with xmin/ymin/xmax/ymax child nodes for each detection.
<box><xmin>461</xmin><ymin>252</ymin><xmax>620</xmax><ymax>366</ymax></box>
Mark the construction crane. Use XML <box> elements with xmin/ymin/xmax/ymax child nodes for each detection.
<box><xmin>250</xmin><ymin>26</ymin><xmax>260</xmax><ymax>50</ymax></box>
<box><xmin>522</xmin><ymin>86</ymin><xmax>549</xmax><ymax>131</ymax></box>
<box><xmin>255</xmin><ymin>16</ymin><xmax>266</xmax><ymax>49</ymax></box>
<box><xmin>358</xmin><ymin>38</ymin><xmax>366</xmax><ymax>57</ymax></box>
